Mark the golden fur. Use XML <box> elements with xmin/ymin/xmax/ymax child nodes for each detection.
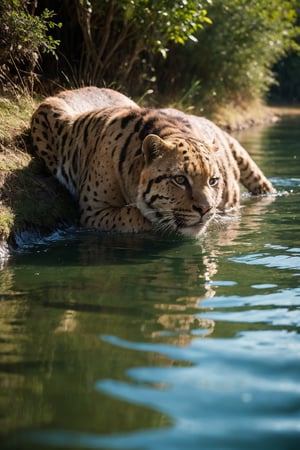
<box><xmin>31</xmin><ymin>87</ymin><xmax>275</xmax><ymax>237</ymax></box>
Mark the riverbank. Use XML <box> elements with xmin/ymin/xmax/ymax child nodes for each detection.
<box><xmin>209</xmin><ymin>100</ymin><xmax>280</xmax><ymax>132</ymax></box>
<box><xmin>0</xmin><ymin>92</ymin><xmax>298</xmax><ymax>259</ymax></box>
<box><xmin>268</xmin><ymin>105</ymin><xmax>300</xmax><ymax>116</ymax></box>
<box><xmin>0</xmin><ymin>94</ymin><xmax>78</xmax><ymax>259</ymax></box>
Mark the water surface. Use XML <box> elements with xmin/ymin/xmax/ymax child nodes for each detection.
<box><xmin>0</xmin><ymin>115</ymin><xmax>300</xmax><ymax>450</ymax></box>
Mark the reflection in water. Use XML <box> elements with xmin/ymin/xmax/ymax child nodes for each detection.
<box><xmin>54</xmin><ymin>310</ymin><xmax>78</xmax><ymax>333</ymax></box>
<box><xmin>0</xmin><ymin>193</ymin><xmax>295</xmax><ymax>445</ymax></box>
<box><xmin>0</xmin><ymin>115</ymin><xmax>300</xmax><ymax>450</ymax></box>
<box><xmin>28</xmin><ymin>330</ymin><xmax>300</xmax><ymax>450</ymax></box>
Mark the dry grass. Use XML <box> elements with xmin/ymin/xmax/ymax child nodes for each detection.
<box><xmin>208</xmin><ymin>99</ymin><xmax>278</xmax><ymax>131</ymax></box>
<box><xmin>0</xmin><ymin>94</ymin><xmax>36</xmax><ymax>142</ymax></box>
<box><xmin>268</xmin><ymin>105</ymin><xmax>300</xmax><ymax>116</ymax></box>
<box><xmin>0</xmin><ymin>93</ymin><xmax>78</xmax><ymax>247</ymax></box>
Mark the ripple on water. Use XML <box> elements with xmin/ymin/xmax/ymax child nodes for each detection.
<box><xmin>29</xmin><ymin>330</ymin><xmax>300</xmax><ymax>450</ymax></box>
<box><xmin>230</xmin><ymin>245</ymin><xmax>300</xmax><ymax>271</ymax></box>
<box><xmin>251</xmin><ymin>284</ymin><xmax>278</xmax><ymax>289</ymax></box>
<box><xmin>271</xmin><ymin>177</ymin><xmax>300</xmax><ymax>189</ymax></box>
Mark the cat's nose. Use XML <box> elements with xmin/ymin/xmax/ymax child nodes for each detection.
<box><xmin>193</xmin><ymin>205</ymin><xmax>211</xmax><ymax>217</ymax></box>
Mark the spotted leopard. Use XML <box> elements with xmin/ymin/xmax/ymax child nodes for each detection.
<box><xmin>31</xmin><ymin>87</ymin><xmax>275</xmax><ymax>237</ymax></box>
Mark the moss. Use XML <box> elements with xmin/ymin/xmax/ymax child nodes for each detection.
<box><xmin>11</xmin><ymin>161</ymin><xmax>78</xmax><ymax>230</ymax></box>
<box><xmin>0</xmin><ymin>205</ymin><xmax>14</xmax><ymax>239</ymax></box>
<box><xmin>0</xmin><ymin>95</ymin><xmax>35</xmax><ymax>142</ymax></box>
<box><xmin>0</xmin><ymin>94</ymin><xmax>79</xmax><ymax>248</ymax></box>
<box><xmin>0</xmin><ymin>155</ymin><xmax>79</xmax><ymax>244</ymax></box>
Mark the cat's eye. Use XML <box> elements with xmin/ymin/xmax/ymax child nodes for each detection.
<box><xmin>209</xmin><ymin>177</ymin><xmax>219</xmax><ymax>186</ymax></box>
<box><xmin>173</xmin><ymin>175</ymin><xmax>188</xmax><ymax>187</ymax></box>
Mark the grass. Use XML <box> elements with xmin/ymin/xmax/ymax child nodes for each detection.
<box><xmin>268</xmin><ymin>105</ymin><xmax>300</xmax><ymax>116</ymax></box>
<box><xmin>0</xmin><ymin>92</ymin><xmax>78</xmax><ymax>248</ymax></box>
<box><xmin>0</xmin><ymin>205</ymin><xmax>14</xmax><ymax>238</ymax></box>
<box><xmin>0</xmin><ymin>94</ymin><xmax>35</xmax><ymax>142</ymax></box>
<box><xmin>157</xmin><ymin>87</ymin><xmax>277</xmax><ymax>132</ymax></box>
<box><xmin>210</xmin><ymin>99</ymin><xmax>277</xmax><ymax>131</ymax></box>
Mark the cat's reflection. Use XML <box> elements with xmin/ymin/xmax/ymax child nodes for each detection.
<box><xmin>0</xmin><ymin>194</ymin><xmax>275</xmax><ymax>345</ymax></box>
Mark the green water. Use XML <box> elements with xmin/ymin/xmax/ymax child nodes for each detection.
<box><xmin>1</xmin><ymin>115</ymin><xmax>300</xmax><ymax>450</ymax></box>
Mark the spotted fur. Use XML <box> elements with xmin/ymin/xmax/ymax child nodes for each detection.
<box><xmin>31</xmin><ymin>87</ymin><xmax>275</xmax><ymax>237</ymax></box>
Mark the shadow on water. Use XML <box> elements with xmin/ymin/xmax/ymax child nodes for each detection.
<box><xmin>1</xmin><ymin>115</ymin><xmax>300</xmax><ymax>450</ymax></box>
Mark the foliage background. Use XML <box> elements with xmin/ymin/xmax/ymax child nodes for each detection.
<box><xmin>0</xmin><ymin>0</ymin><xmax>299</xmax><ymax>108</ymax></box>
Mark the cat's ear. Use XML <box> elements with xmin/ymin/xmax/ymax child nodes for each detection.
<box><xmin>142</xmin><ymin>134</ymin><xmax>175</xmax><ymax>165</ymax></box>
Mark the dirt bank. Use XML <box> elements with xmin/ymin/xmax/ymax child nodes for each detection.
<box><xmin>0</xmin><ymin>95</ymin><xmax>78</xmax><ymax>258</ymax></box>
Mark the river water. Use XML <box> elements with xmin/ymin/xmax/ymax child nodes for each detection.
<box><xmin>0</xmin><ymin>115</ymin><xmax>300</xmax><ymax>450</ymax></box>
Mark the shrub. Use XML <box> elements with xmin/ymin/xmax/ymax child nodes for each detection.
<box><xmin>0</xmin><ymin>0</ymin><xmax>61</xmax><ymax>93</ymax></box>
<box><xmin>158</xmin><ymin>0</ymin><xmax>300</xmax><ymax>107</ymax></box>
